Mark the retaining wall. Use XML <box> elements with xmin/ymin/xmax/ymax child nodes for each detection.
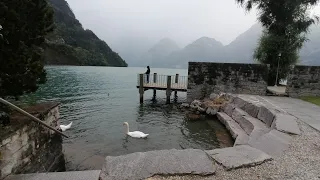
<box><xmin>286</xmin><ymin>65</ymin><xmax>320</xmax><ymax>97</ymax></box>
<box><xmin>187</xmin><ymin>62</ymin><xmax>269</xmax><ymax>102</ymax></box>
<box><xmin>0</xmin><ymin>102</ymin><xmax>65</xmax><ymax>179</ymax></box>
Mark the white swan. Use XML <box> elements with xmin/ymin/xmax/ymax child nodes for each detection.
<box><xmin>123</xmin><ymin>122</ymin><xmax>149</xmax><ymax>138</ymax></box>
<box><xmin>60</xmin><ymin>122</ymin><xmax>72</xmax><ymax>132</ymax></box>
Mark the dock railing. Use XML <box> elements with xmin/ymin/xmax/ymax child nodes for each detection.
<box><xmin>136</xmin><ymin>73</ymin><xmax>188</xmax><ymax>103</ymax></box>
<box><xmin>136</xmin><ymin>73</ymin><xmax>188</xmax><ymax>90</ymax></box>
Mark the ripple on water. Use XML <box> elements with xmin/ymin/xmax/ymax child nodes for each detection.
<box><xmin>20</xmin><ymin>66</ymin><xmax>233</xmax><ymax>170</ymax></box>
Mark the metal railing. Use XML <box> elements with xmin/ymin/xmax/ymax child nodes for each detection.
<box><xmin>137</xmin><ymin>73</ymin><xmax>188</xmax><ymax>89</ymax></box>
<box><xmin>0</xmin><ymin>98</ymin><xmax>69</xmax><ymax>138</ymax></box>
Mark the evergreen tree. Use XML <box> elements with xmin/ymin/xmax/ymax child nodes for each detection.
<box><xmin>0</xmin><ymin>0</ymin><xmax>54</xmax><ymax>98</ymax></box>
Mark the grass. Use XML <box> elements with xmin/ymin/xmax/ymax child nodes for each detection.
<box><xmin>301</xmin><ymin>96</ymin><xmax>320</xmax><ymax>106</ymax></box>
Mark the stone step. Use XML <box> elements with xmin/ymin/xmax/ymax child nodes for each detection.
<box><xmin>231</xmin><ymin>108</ymin><xmax>270</xmax><ymax>138</ymax></box>
<box><xmin>216</xmin><ymin>112</ymin><xmax>249</xmax><ymax>146</ymax></box>
<box><xmin>5</xmin><ymin>170</ymin><xmax>101</xmax><ymax>180</ymax></box>
<box><xmin>206</xmin><ymin>145</ymin><xmax>272</xmax><ymax>170</ymax></box>
<box><xmin>230</xmin><ymin>95</ymin><xmax>281</xmax><ymax>127</ymax></box>
<box><xmin>99</xmin><ymin>149</ymin><xmax>216</xmax><ymax>180</ymax></box>
<box><xmin>248</xmin><ymin>130</ymin><xmax>292</xmax><ymax>157</ymax></box>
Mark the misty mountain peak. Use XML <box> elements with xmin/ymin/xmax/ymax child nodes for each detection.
<box><xmin>148</xmin><ymin>38</ymin><xmax>180</xmax><ymax>55</ymax></box>
<box><xmin>185</xmin><ymin>37</ymin><xmax>224</xmax><ymax>51</ymax></box>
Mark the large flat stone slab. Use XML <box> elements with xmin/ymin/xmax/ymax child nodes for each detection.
<box><xmin>257</xmin><ymin>106</ymin><xmax>277</xmax><ymax>127</ymax></box>
<box><xmin>5</xmin><ymin>170</ymin><xmax>101</xmax><ymax>180</ymax></box>
<box><xmin>206</xmin><ymin>145</ymin><xmax>272</xmax><ymax>170</ymax></box>
<box><xmin>272</xmin><ymin>113</ymin><xmax>301</xmax><ymax>135</ymax></box>
<box><xmin>232</xmin><ymin>108</ymin><xmax>254</xmax><ymax>135</ymax></box>
<box><xmin>248</xmin><ymin>130</ymin><xmax>292</xmax><ymax>157</ymax></box>
<box><xmin>99</xmin><ymin>149</ymin><xmax>215</xmax><ymax>180</ymax></box>
<box><xmin>223</xmin><ymin>103</ymin><xmax>235</xmax><ymax>117</ymax></box>
<box><xmin>216</xmin><ymin>112</ymin><xmax>249</xmax><ymax>146</ymax></box>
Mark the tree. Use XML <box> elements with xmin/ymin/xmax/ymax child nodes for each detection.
<box><xmin>0</xmin><ymin>0</ymin><xmax>54</xmax><ymax>98</ymax></box>
<box><xmin>235</xmin><ymin>0</ymin><xmax>319</xmax><ymax>85</ymax></box>
<box><xmin>254</xmin><ymin>31</ymin><xmax>306</xmax><ymax>85</ymax></box>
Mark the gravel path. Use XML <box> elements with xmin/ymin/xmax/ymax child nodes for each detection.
<box><xmin>148</xmin><ymin>120</ymin><xmax>320</xmax><ymax>180</ymax></box>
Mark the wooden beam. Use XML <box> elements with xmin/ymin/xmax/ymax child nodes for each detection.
<box><xmin>166</xmin><ymin>76</ymin><xmax>172</xmax><ymax>104</ymax></box>
<box><xmin>139</xmin><ymin>74</ymin><xmax>144</xmax><ymax>104</ymax></box>
<box><xmin>175</xmin><ymin>74</ymin><xmax>179</xmax><ymax>83</ymax></box>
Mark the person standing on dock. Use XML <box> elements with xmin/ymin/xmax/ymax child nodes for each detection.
<box><xmin>145</xmin><ymin>66</ymin><xmax>150</xmax><ymax>83</ymax></box>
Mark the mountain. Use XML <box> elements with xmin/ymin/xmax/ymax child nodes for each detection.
<box><xmin>109</xmin><ymin>36</ymin><xmax>154</xmax><ymax>67</ymax></box>
<box><xmin>142</xmin><ymin>37</ymin><xmax>225</xmax><ymax>68</ymax></box>
<box><xmin>168</xmin><ymin>37</ymin><xmax>226</xmax><ymax>68</ymax></box>
<box><xmin>159</xmin><ymin>23</ymin><xmax>320</xmax><ymax>68</ymax></box>
<box><xmin>224</xmin><ymin>23</ymin><xmax>263</xmax><ymax>63</ymax></box>
<box><xmin>225</xmin><ymin>23</ymin><xmax>320</xmax><ymax>66</ymax></box>
<box><xmin>44</xmin><ymin>0</ymin><xmax>127</xmax><ymax>67</ymax></box>
<box><xmin>139</xmin><ymin>38</ymin><xmax>180</xmax><ymax>67</ymax></box>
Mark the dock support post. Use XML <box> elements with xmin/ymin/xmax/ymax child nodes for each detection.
<box><xmin>153</xmin><ymin>73</ymin><xmax>157</xmax><ymax>100</ymax></box>
<box><xmin>139</xmin><ymin>74</ymin><xmax>144</xmax><ymax>104</ymax></box>
<box><xmin>174</xmin><ymin>74</ymin><xmax>179</xmax><ymax>99</ymax></box>
<box><xmin>166</xmin><ymin>76</ymin><xmax>172</xmax><ymax>104</ymax></box>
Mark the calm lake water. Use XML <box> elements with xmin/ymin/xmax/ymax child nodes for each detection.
<box><xmin>21</xmin><ymin>66</ymin><xmax>232</xmax><ymax>170</ymax></box>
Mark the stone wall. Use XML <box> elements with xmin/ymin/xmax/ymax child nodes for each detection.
<box><xmin>187</xmin><ymin>62</ymin><xmax>269</xmax><ymax>102</ymax></box>
<box><xmin>286</xmin><ymin>65</ymin><xmax>320</xmax><ymax>97</ymax></box>
<box><xmin>0</xmin><ymin>102</ymin><xmax>66</xmax><ymax>179</ymax></box>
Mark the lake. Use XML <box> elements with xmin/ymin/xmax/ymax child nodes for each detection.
<box><xmin>21</xmin><ymin>66</ymin><xmax>232</xmax><ymax>170</ymax></box>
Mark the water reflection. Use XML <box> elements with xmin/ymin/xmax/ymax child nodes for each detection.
<box><xmin>135</xmin><ymin>101</ymin><xmax>228</xmax><ymax>151</ymax></box>
<box><xmin>19</xmin><ymin>66</ymin><xmax>233</xmax><ymax>171</ymax></box>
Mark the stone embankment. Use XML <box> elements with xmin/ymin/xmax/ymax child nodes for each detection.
<box><xmin>179</xmin><ymin>93</ymin><xmax>301</xmax><ymax>170</ymax></box>
<box><xmin>7</xmin><ymin>94</ymin><xmax>309</xmax><ymax>180</ymax></box>
<box><xmin>96</xmin><ymin>93</ymin><xmax>303</xmax><ymax>180</ymax></box>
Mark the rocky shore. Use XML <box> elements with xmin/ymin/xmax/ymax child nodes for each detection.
<box><xmin>180</xmin><ymin>93</ymin><xmax>228</xmax><ymax>120</ymax></box>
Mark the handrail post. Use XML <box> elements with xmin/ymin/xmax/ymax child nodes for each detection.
<box><xmin>153</xmin><ymin>73</ymin><xmax>157</xmax><ymax>83</ymax></box>
<box><xmin>166</xmin><ymin>76</ymin><xmax>172</xmax><ymax>104</ymax></box>
<box><xmin>139</xmin><ymin>74</ymin><xmax>144</xmax><ymax>104</ymax></box>
<box><xmin>175</xmin><ymin>74</ymin><xmax>179</xmax><ymax>83</ymax></box>
<box><xmin>0</xmin><ymin>98</ymin><xmax>68</xmax><ymax>138</ymax></box>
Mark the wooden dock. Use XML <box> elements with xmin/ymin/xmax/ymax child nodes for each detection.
<box><xmin>136</xmin><ymin>73</ymin><xmax>188</xmax><ymax>104</ymax></box>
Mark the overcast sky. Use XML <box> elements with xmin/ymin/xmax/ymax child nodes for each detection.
<box><xmin>65</xmin><ymin>0</ymin><xmax>320</xmax><ymax>47</ymax></box>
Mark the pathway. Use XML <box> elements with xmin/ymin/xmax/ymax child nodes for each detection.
<box><xmin>252</xmin><ymin>96</ymin><xmax>320</xmax><ymax>132</ymax></box>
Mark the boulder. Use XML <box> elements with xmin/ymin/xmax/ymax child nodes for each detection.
<box><xmin>180</xmin><ymin>103</ymin><xmax>190</xmax><ymax>108</ymax></box>
<box><xmin>191</xmin><ymin>100</ymin><xmax>202</xmax><ymax>107</ymax></box>
<box><xmin>206</xmin><ymin>107</ymin><xmax>219</xmax><ymax>116</ymax></box>
<box><xmin>197</xmin><ymin>107</ymin><xmax>206</xmax><ymax>113</ymax></box>
<box><xmin>187</xmin><ymin>113</ymin><xmax>201</xmax><ymax>120</ymax></box>
<box><xmin>190</xmin><ymin>104</ymin><xmax>198</xmax><ymax>110</ymax></box>
<box><xmin>209</xmin><ymin>93</ymin><xmax>219</xmax><ymax>100</ymax></box>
